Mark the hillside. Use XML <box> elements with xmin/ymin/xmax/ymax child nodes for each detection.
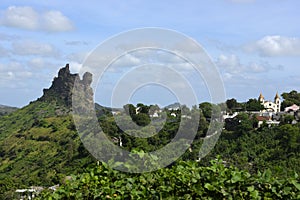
<box><xmin>0</xmin><ymin>64</ymin><xmax>96</xmax><ymax>198</ymax></box>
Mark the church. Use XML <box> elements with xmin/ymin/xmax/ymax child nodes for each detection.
<box><xmin>258</xmin><ymin>92</ymin><xmax>281</xmax><ymax>113</ymax></box>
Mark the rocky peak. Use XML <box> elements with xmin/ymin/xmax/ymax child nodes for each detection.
<box><xmin>38</xmin><ymin>64</ymin><xmax>93</xmax><ymax>109</ymax></box>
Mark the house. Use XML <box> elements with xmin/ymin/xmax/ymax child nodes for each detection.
<box><xmin>182</xmin><ymin>115</ymin><xmax>192</xmax><ymax>119</ymax></box>
<box><xmin>256</xmin><ymin>115</ymin><xmax>280</xmax><ymax>128</ymax></box>
<box><xmin>284</xmin><ymin>104</ymin><xmax>299</xmax><ymax>112</ymax></box>
<box><xmin>222</xmin><ymin>112</ymin><xmax>238</xmax><ymax>120</ymax></box>
<box><xmin>150</xmin><ymin>111</ymin><xmax>159</xmax><ymax>118</ymax></box>
<box><xmin>111</xmin><ymin>111</ymin><xmax>121</xmax><ymax>116</ymax></box>
<box><xmin>15</xmin><ymin>185</ymin><xmax>56</xmax><ymax>200</ymax></box>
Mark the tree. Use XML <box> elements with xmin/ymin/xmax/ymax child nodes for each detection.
<box><xmin>280</xmin><ymin>114</ymin><xmax>295</xmax><ymax>125</ymax></box>
<box><xmin>199</xmin><ymin>102</ymin><xmax>212</xmax><ymax>119</ymax></box>
<box><xmin>123</xmin><ymin>104</ymin><xmax>136</xmax><ymax>116</ymax></box>
<box><xmin>136</xmin><ymin>103</ymin><xmax>150</xmax><ymax>114</ymax></box>
<box><xmin>235</xmin><ymin>113</ymin><xmax>253</xmax><ymax>134</ymax></box>
<box><xmin>245</xmin><ymin>99</ymin><xmax>264</xmax><ymax>111</ymax></box>
<box><xmin>226</xmin><ymin>98</ymin><xmax>238</xmax><ymax>110</ymax></box>
<box><xmin>277</xmin><ymin>124</ymin><xmax>300</xmax><ymax>151</ymax></box>
<box><xmin>132</xmin><ymin>113</ymin><xmax>151</xmax><ymax>126</ymax></box>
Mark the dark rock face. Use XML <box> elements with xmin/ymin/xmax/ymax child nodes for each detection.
<box><xmin>38</xmin><ymin>64</ymin><xmax>93</xmax><ymax>109</ymax></box>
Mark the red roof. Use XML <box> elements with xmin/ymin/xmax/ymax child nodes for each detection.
<box><xmin>256</xmin><ymin>116</ymin><xmax>270</xmax><ymax>121</ymax></box>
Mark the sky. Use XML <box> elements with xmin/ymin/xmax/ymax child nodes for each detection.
<box><xmin>0</xmin><ymin>0</ymin><xmax>300</xmax><ymax>107</ymax></box>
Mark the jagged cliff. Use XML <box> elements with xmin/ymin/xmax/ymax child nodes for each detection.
<box><xmin>38</xmin><ymin>64</ymin><xmax>93</xmax><ymax>109</ymax></box>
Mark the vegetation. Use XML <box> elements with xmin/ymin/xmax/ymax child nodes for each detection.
<box><xmin>38</xmin><ymin>158</ymin><xmax>300</xmax><ymax>199</ymax></box>
<box><xmin>204</xmin><ymin>119</ymin><xmax>300</xmax><ymax>178</ymax></box>
<box><xmin>1</xmin><ymin>89</ymin><xmax>300</xmax><ymax>199</ymax></box>
<box><xmin>225</xmin><ymin>98</ymin><xmax>263</xmax><ymax>112</ymax></box>
<box><xmin>0</xmin><ymin>97</ymin><xmax>300</xmax><ymax>199</ymax></box>
<box><xmin>0</xmin><ymin>101</ymin><xmax>95</xmax><ymax>199</ymax></box>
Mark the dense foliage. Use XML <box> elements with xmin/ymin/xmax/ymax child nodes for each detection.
<box><xmin>38</xmin><ymin>158</ymin><xmax>300</xmax><ymax>199</ymax></box>
<box><xmin>225</xmin><ymin>98</ymin><xmax>263</xmax><ymax>112</ymax></box>
<box><xmin>203</xmin><ymin>121</ymin><xmax>300</xmax><ymax>178</ymax></box>
<box><xmin>0</xmin><ymin>101</ymin><xmax>95</xmax><ymax>199</ymax></box>
<box><xmin>97</xmin><ymin>103</ymin><xmax>300</xmax><ymax>179</ymax></box>
<box><xmin>1</xmin><ymin>90</ymin><xmax>300</xmax><ymax>199</ymax></box>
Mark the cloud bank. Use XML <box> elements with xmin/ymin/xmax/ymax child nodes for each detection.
<box><xmin>0</xmin><ymin>6</ymin><xmax>74</xmax><ymax>32</ymax></box>
<box><xmin>245</xmin><ymin>35</ymin><xmax>300</xmax><ymax>57</ymax></box>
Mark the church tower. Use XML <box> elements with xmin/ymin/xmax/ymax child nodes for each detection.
<box><xmin>258</xmin><ymin>93</ymin><xmax>265</xmax><ymax>103</ymax></box>
<box><xmin>274</xmin><ymin>92</ymin><xmax>281</xmax><ymax>112</ymax></box>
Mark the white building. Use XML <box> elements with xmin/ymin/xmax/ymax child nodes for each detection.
<box><xmin>222</xmin><ymin>112</ymin><xmax>238</xmax><ymax>120</ymax></box>
<box><xmin>258</xmin><ymin>92</ymin><xmax>281</xmax><ymax>113</ymax></box>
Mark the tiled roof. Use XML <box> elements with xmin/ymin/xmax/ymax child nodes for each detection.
<box><xmin>256</xmin><ymin>116</ymin><xmax>270</xmax><ymax>121</ymax></box>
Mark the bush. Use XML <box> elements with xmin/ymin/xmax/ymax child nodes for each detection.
<box><xmin>38</xmin><ymin>158</ymin><xmax>300</xmax><ymax>199</ymax></box>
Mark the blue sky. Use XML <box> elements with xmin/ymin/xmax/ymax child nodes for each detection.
<box><xmin>0</xmin><ymin>0</ymin><xmax>299</xmax><ymax>107</ymax></box>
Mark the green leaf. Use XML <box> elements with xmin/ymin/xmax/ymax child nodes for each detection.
<box><xmin>249</xmin><ymin>190</ymin><xmax>259</xmax><ymax>199</ymax></box>
<box><xmin>247</xmin><ymin>186</ymin><xmax>254</xmax><ymax>192</ymax></box>
<box><xmin>283</xmin><ymin>187</ymin><xmax>292</xmax><ymax>194</ymax></box>
<box><xmin>291</xmin><ymin>180</ymin><xmax>300</xmax><ymax>191</ymax></box>
<box><xmin>204</xmin><ymin>183</ymin><xmax>215</xmax><ymax>191</ymax></box>
<box><xmin>231</xmin><ymin>171</ymin><xmax>242</xmax><ymax>183</ymax></box>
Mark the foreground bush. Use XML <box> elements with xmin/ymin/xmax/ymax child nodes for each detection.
<box><xmin>38</xmin><ymin>158</ymin><xmax>300</xmax><ymax>199</ymax></box>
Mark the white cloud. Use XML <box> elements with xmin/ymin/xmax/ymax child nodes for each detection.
<box><xmin>27</xmin><ymin>58</ymin><xmax>46</xmax><ymax>68</ymax></box>
<box><xmin>68</xmin><ymin>61</ymin><xmax>82</xmax><ymax>73</ymax></box>
<box><xmin>217</xmin><ymin>54</ymin><xmax>241</xmax><ymax>73</ymax></box>
<box><xmin>0</xmin><ymin>60</ymin><xmax>63</xmax><ymax>91</ymax></box>
<box><xmin>216</xmin><ymin>54</ymin><xmax>282</xmax><ymax>75</ymax></box>
<box><xmin>113</xmin><ymin>53</ymin><xmax>141</xmax><ymax>68</ymax></box>
<box><xmin>27</xmin><ymin>58</ymin><xmax>59</xmax><ymax>70</ymax></box>
<box><xmin>245</xmin><ymin>35</ymin><xmax>300</xmax><ymax>57</ymax></box>
<box><xmin>0</xmin><ymin>6</ymin><xmax>74</xmax><ymax>32</ymax></box>
<box><xmin>0</xmin><ymin>61</ymin><xmax>22</xmax><ymax>73</ymax></box>
<box><xmin>0</xmin><ymin>6</ymin><xmax>38</xmax><ymax>30</ymax></box>
<box><xmin>12</xmin><ymin>40</ymin><xmax>59</xmax><ymax>57</ymax></box>
<box><xmin>106</xmin><ymin>50</ymin><xmax>196</xmax><ymax>73</ymax></box>
<box><xmin>42</xmin><ymin>10</ymin><xmax>74</xmax><ymax>32</ymax></box>
<box><xmin>0</xmin><ymin>61</ymin><xmax>33</xmax><ymax>88</ymax></box>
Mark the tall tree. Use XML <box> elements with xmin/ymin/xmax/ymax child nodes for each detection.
<box><xmin>245</xmin><ymin>98</ymin><xmax>264</xmax><ymax>111</ymax></box>
<box><xmin>199</xmin><ymin>102</ymin><xmax>212</xmax><ymax>119</ymax></box>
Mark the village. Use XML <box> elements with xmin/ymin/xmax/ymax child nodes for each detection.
<box><xmin>222</xmin><ymin>93</ymin><xmax>300</xmax><ymax>128</ymax></box>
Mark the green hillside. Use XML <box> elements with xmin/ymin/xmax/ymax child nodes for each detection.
<box><xmin>0</xmin><ymin>106</ymin><xmax>94</xmax><ymax>198</ymax></box>
<box><xmin>0</xmin><ymin>65</ymin><xmax>96</xmax><ymax>198</ymax></box>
